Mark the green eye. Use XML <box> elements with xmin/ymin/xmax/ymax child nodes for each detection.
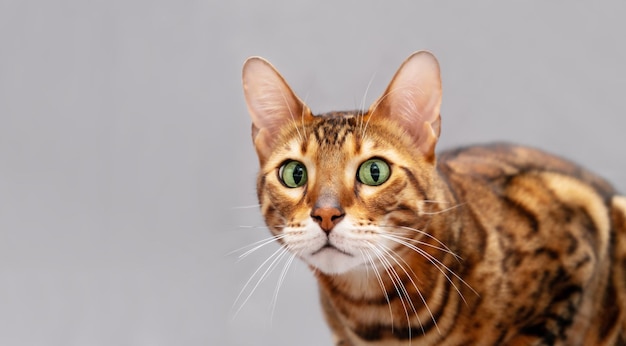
<box><xmin>279</xmin><ymin>160</ymin><xmax>308</xmax><ymax>188</ymax></box>
<box><xmin>358</xmin><ymin>159</ymin><xmax>390</xmax><ymax>186</ymax></box>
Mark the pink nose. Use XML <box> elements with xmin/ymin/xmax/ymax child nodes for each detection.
<box><xmin>311</xmin><ymin>206</ymin><xmax>345</xmax><ymax>233</ymax></box>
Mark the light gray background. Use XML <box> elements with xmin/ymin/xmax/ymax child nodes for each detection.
<box><xmin>1</xmin><ymin>1</ymin><xmax>624</xmax><ymax>345</ymax></box>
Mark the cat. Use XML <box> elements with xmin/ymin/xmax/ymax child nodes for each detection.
<box><xmin>241</xmin><ymin>51</ymin><xmax>626</xmax><ymax>345</ymax></box>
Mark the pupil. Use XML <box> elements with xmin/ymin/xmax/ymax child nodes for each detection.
<box><xmin>293</xmin><ymin>165</ymin><xmax>303</xmax><ymax>184</ymax></box>
<box><xmin>370</xmin><ymin>163</ymin><xmax>380</xmax><ymax>182</ymax></box>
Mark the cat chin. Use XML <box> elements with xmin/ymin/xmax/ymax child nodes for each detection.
<box><xmin>303</xmin><ymin>249</ymin><xmax>364</xmax><ymax>275</ymax></box>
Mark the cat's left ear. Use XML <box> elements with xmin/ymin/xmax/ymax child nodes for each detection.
<box><xmin>242</xmin><ymin>57</ymin><xmax>313</xmax><ymax>164</ymax></box>
<box><xmin>370</xmin><ymin>51</ymin><xmax>442</xmax><ymax>161</ymax></box>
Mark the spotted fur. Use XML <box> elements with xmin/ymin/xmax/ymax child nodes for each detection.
<box><xmin>242</xmin><ymin>51</ymin><xmax>626</xmax><ymax>345</ymax></box>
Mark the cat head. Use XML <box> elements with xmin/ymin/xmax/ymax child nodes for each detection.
<box><xmin>242</xmin><ymin>51</ymin><xmax>444</xmax><ymax>274</ymax></box>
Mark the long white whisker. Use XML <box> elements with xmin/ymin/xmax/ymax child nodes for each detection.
<box><xmin>363</xmin><ymin>86</ymin><xmax>413</xmax><ymax>139</ymax></box>
<box><xmin>374</xmin><ymin>243</ymin><xmax>422</xmax><ymax>341</ymax></box>
<box><xmin>270</xmin><ymin>249</ymin><xmax>298</xmax><ymax>324</ymax></box>
<box><xmin>279</xmin><ymin>89</ymin><xmax>303</xmax><ymax>142</ymax></box>
<box><xmin>378</xmin><ymin>225</ymin><xmax>456</xmax><ymax>260</ymax></box>
<box><xmin>301</xmin><ymin>93</ymin><xmax>310</xmax><ymax>142</ymax></box>
<box><xmin>397</xmin><ymin>237</ymin><xmax>467</xmax><ymax>304</ymax></box>
<box><xmin>367</xmin><ymin>243</ymin><xmax>411</xmax><ymax>337</ymax></box>
<box><xmin>236</xmin><ymin>224</ymin><xmax>286</xmax><ymax>230</ymax></box>
<box><xmin>359</xmin><ymin>71</ymin><xmax>377</xmax><ymax>135</ymax></box>
<box><xmin>358</xmin><ymin>248</ymin><xmax>370</xmax><ymax>282</ymax></box>
<box><xmin>420</xmin><ymin>203</ymin><xmax>466</xmax><ymax>216</ymax></box>
<box><xmin>237</xmin><ymin>225</ymin><xmax>267</xmax><ymax>229</ymax></box>
<box><xmin>379</xmin><ymin>232</ymin><xmax>462</xmax><ymax>260</ymax></box>
<box><xmin>228</xmin><ymin>233</ymin><xmax>288</xmax><ymax>260</ymax></box>
<box><xmin>231</xmin><ymin>204</ymin><xmax>261</xmax><ymax>209</ymax></box>
<box><xmin>232</xmin><ymin>246</ymin><xmax>290</xmax><ymax>318</ymax></box>
<box><xmin>362</xmin><ymin>247</ymin><xmax>394</xmax><ymax>327</ymax></box>
<box><xmin>378</xmin><ymin>242</ymin><xmax>441</xmax><ymax>336</ymax></box>
<box><xmin>383</xmin><ymin>235</ymin><xmax>478</xmax><ymax>304</ymax></box>
<box><xmin>421</xmin><ymin>200</ymin><xmax>453</xmax><ymax>204</ymax></box>
<box><xmin>235</xmin><ymin>222</ymin><xmax>282</xmax><ymax>234</ymax></box>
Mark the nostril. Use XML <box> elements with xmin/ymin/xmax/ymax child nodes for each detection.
<box><xmin>311</xmin><ymin>206</ymin><xmax>345</xmax><ymax>233</ymax></box>
<box><xmin>331</xmin><ymin>213</ymin><xmax>344</xmax><ymax>221</ymax></box>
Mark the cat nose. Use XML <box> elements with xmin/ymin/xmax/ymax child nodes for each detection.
<box><xmin>311</xmin><ymin>206</ymin><xmax>345</xmax><ymax>233</ymax></box>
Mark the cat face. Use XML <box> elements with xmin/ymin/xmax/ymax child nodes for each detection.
<box><xmin>243</xmin><ymin>52</ymin><xmax>443</xmax><ymax>274</ymax></box>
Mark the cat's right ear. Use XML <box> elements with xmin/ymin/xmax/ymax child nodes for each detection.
<box><xmin>242</xmin><ymin>57</ymin><xmax>312</xmax><ymax>164</ymax></box>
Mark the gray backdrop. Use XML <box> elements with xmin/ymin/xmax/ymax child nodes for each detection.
<box><xmin>1</xmin><ymin>1</ymin><xmax>624</xmax><ymax>345</ymax></box>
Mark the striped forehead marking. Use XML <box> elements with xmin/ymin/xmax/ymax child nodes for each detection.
<box><xmin>312</xmin><ymin>112</ymin><xmax>360</xmax><ymax>147</ymax></box>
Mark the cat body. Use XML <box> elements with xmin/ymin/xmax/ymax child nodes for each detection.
<box><xmin>242</xmin><ymin>51</ymin><xmax>626</xmax><ymax>345</ymax></box>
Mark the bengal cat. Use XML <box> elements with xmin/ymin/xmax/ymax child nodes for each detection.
<box><xmin>241</xmin><ymin>51</ymin><xmax>626</xmax><ymax>345</ymax></box>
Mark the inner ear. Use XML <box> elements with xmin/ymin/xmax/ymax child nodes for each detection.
<box><xmin>369</xmin><ymin>51</ymin><xmax>442</xmax><ymax>160</ymax></box>
<box><xmin>242</xmin><ymin>57</ymin><xmax>313</xmax><ymax>164</ymax></box>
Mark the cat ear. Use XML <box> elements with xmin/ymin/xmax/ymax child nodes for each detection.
<box><xmin>242</xmin><ymin>57</ymin><xmax>312</xmax><ymax>164</ymax></box>
<box><xmin>370</xmin><ymin>51</ymin><xmax>442</xmax><ymax>161</ymax></box>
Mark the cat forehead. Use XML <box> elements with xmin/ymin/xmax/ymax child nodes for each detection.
<box><xmin>276</xmin><ymin>113</ymin><xmax>400</xmax><ymax>159</ymax></box>
<box><xmin>260</xmin><ymin>110</ymin><xmax>408</xmax><ymax>170</ymax></box>
<box><xmin>309</xmin><ymin>112</ymin><xmax>361</xmax><ymax>147</ymax></box>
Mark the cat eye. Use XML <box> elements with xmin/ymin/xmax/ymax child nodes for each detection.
<box><xmin>357</xmin><ymin>159</ymin><xmax>390</xmax><ymax>186</ymax></box>
<box><xmin>279</xmin><ymin>160</ymin><xmax>308</xmax><ymax>188</ymax></box>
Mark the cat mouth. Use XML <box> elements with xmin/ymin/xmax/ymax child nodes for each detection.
<box><xmin>311</xmin><ymin>242</ymin><xmax>353</xmax><ymax>257</ymax></box>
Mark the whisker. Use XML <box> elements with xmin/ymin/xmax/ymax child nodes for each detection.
<box><xmin>359</xmin><ymin>71</ymin><xmax>377</xmax><ymax>135</ymax></box>
<box><xmin>236</xmin><ymin>225</ymin><xmax>266</xmax><ymax>229</ymax></box>
<box><xmin>279</xmin><ymin>89</ymin><xmax>303</xmax><ymax>142</ymax></box>
<box><xmin>367</xmin><ymin>243</ymin><xmax>412</xmax><ymax>337</ymax></box>
<box><xmin>301</xmin><ymin>93</ymin><xmax>310</xmax><ymax>142</ymax></box>
<box><xmin>386</xmin><ymin>235</ymin><xmax>467</xmax><ymax>304</ymax></box>
<box><xmin>362</xmin><ymin>247</ymin><xmax>394</xmax><ymax>327</ymax></box>
<box><xmin>379</xmin><ymin>225</ymin><xmax>456</xmax><ymax>261</ymax></box>
<box><xmin>228</xmin><ymin>233</ymin><xmax>287</xmax><ymax>259</ymax></box>
<box><xmin>379</xmin><ymin>232</ymin><xmax>462</xmax><ymax>261</ymax></box>
<box><xmin>378</xmin><ymin>242</ymin><xmax>440</xmax><ymax>336</ymax></box>
<box><xmin>237</xmin><ymin>224</ymin><xmax>286</xmax><ymax>229</ymax></box>
<box><xmin>383</xmin><ymin>235</ymin><xmax>478</xmax><ymax>304</ymax></box>
<box><xmin>232</xmin><ymin>245</ymin><xmax>290</xmax><ymax>318</ymax></box>
<box><xmin>420</xmin><ymin>203</ymin><xmax>466</xmax><ymax>216</ymax></box>
<box><xmin>374</xmin><ymin>243</ymin><xmax>424</xmax><ymax>340</ymax></box>
<box><xmin>231</xmin><ymin>204</ymin><xmax>261</xmax><ymax>210</ymax></box>
<box><xmin>270</xmin><ymin>249</ymin><xmax>298</xmax><ymax>324</ymax></box>
<box><xmin>362</xmin><ymin>85</ymin><xmax>413</xmax><ymax>139</ymax></box>
<box><xmin>358</xmin><ymin>248</ymin><xmax>371</xmax><ymax>282</ymax></box>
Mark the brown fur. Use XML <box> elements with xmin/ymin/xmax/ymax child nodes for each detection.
<box><xmin>242</xmin><ymin>52</ymin><xmax>626</xmax><ymax>345</ymax></box>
